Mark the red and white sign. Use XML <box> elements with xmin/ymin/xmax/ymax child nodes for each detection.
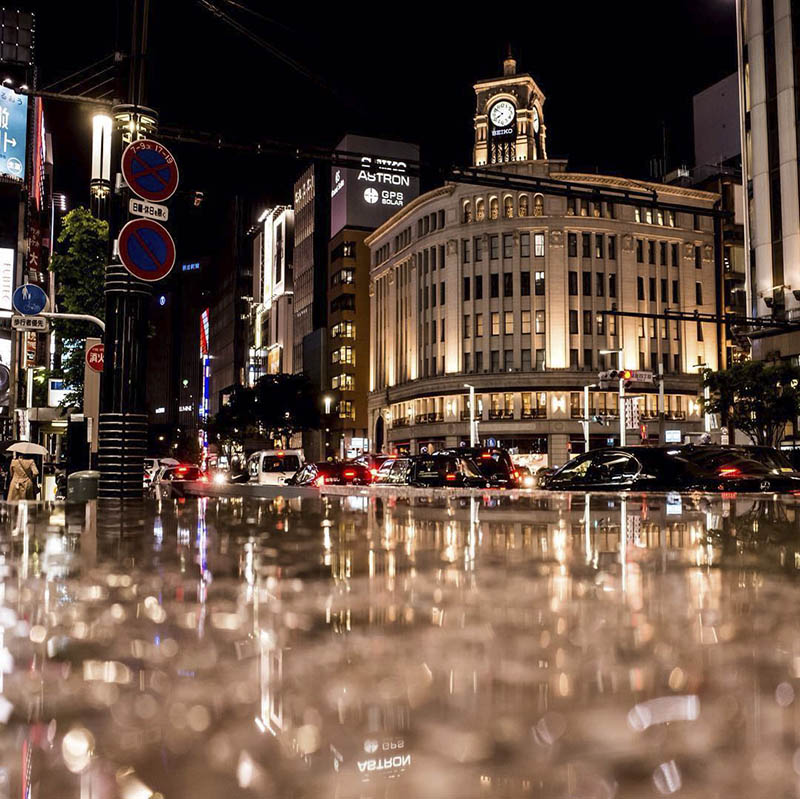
<box><xmin>86</xmin><ymin>343</ymin><xmax>104</xmax><ymax>373</ymax></box>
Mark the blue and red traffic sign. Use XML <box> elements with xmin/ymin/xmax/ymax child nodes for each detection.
<box><xmin>121</xmin><ymin>139</ymin><xmax>179</xmax><ymax>203</ymax></box>
<box><xmin>118</xmin><ymin>218</ymin><xmax>176</xmax><ymax>282</ymax></box>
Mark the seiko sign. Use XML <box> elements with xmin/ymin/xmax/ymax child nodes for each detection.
<box><xmin>491</xmin><ymin>127</ymin><xmax>514</xmax><ymax>137</ymax></box>
<box><xmin>330</xmin><ymin>134</ymin><xmax>420</xmax><ymax>237</ymax></box>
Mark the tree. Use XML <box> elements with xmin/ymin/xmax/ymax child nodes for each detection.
<box><xmin>49</xmin><ymin>207</ymin><xmax>108</xmax><ymax>408</ymax></box>
<box><xmin>253</xmin><ymin>373</ymin><xmax>321</xmax><ymax>446</ymax></box>
<box><xmin>172</xmin><ymin>429</ymin><xmax>202</xmax><ymax>465</ymax></box>
<box><xmin>207</xmin><ymin>384</ymin><xmax>257</xmax><ymax>462</ymax></box>
<box><xmin>702</xmin><ymin>361</ymin><xmax>800</xmax><ymax>448</ymax></box>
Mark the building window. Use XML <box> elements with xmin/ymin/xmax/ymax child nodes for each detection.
<box><xmin>635</xmin><ymin>206</ymin><xmax>641</xmax><ymax>223</ymax></box>
<box><xmin>608</xmin><ymin>236</ymin><xmax>617</xmax><ymax>260</ymax></box>
<box><xmin>463</xmin><ymin>276</ymin><xmax>471</xmax><ymax>301</ymax></box>
<box><xmin>504</xmin><ymin>351</ymin><xmax>514</xmax><ymax>371</ymax></box>
<box><xmin>533</xmin><ymin>194</ymin><xmax>544</xmax><ymax>216</ymax></box>
<box><xmin>476</xmin><ymin>351</ymin><xmax>484</xmax><ymax>372</ymax></box>
<box><xmin>637</xmin><ymin>277</ymin><xmax>645</xmax><ymax>301</ymax></box>
<box><xmin>659</xmin><ymin>241</ymin><xmax>667</xmax><ymax>265</ymax></box>
<box><xmin>568</xmin><ymin>233</ymin><xmax>578</xmax><ymax>257</ymax></box>
<box><xmin>490</xmin><ymin>197</ymin><xmax>499</xmax><ymax>220</ymax></box>
<box><xmin>431</xmin><ymin>284</ymin><xmax>436</xmax><ymax>307</ymax></box>
<box><xmin>462</xmin><ymin>201</ymin><xmax>472</xmax><ymax>223</ymax></box>
<box><xmin>697</xmin><ymin>321</ymin><xmax>704</xmax><ymax>341</ymax></box>
<box><xmin>596</xmin><ymin>272</ymin><xmax>605</xmax><ymax>297</ymax></box>
<box><xmin>463</xmin><ymin>314</ymin><xmax>470</xmax><ymax>338</ymax></box>
<box><xmin>331</xmin><ymin>346</ymin><xmax>354</xmax><ymax>365</ymax></box>
<box><xmin>648</xmin><ymin>240</ymin><xmax>655</xmax><ymax>265</ymax></box>
<box><xmin>582</xmin><ymin>233</ymin><xmax>591</xmax><ymax>258</ymax></box>
<box><xmin>503</xmin><ymin>233</ymin><xmax>513</xmax><ymax>258</ymax></box>
<box><xmin>475</xmin><ymin>275</ymin><xmax>483</xmax><ymax>299</ymax></box>
<box><xmin>582</xmin><ymin>271</ymin><xmax>591</xmax><ymax>296</ymax></box>
<box><xmin>331</xmin><ymin>373</ymin><xmax>354</xmax><ymax>390</ymax></box>
<box><xmin>609</xmin><ymin>273</ymin><xmax>616</xmax><ymax>298</ymax></box>
<box><xmin>431</xmin><ymin>319</ymin><xmax>436</xmax><ymax>340</ymax></box>
<box><xmin>522</xmin><ymin>309</ymin><xmax>531</xmax><ymax>334</ymax></box>
<box><xmin>569</xmin><ymin>309</ymin><xmax>578</xmax><ymax>334</ymax></box>
<box><xmin>671</xmin><ymin>242</ymin><xmax>678</xmax><ymax>266</ymax></box>
<box><xmin>649</xmin><ymin>277</ymin><xmax>656</xmax><ymax>302</ymax></box>
<box><xmin>534</xmin><ymin>233</ymin><xmax>545</xmax><ymax>257</ymax></box>
<box><xmin>337</xmin><ymin>400</ymin><xmax>356</xmax><ymax>420</ymax></box>
<box><xmin>521</xmin><ymin>271</ymin><xmax>530</xmax><ymax>296</ymax></box>
<box><xmin>462</xmin><ymin>239</ymin><xmax>470</xmax><ymax>263</ymax></box>
<box><xmin>521</xmin><ymin>350</ymin><xmax>532</xmax><ymax>371</ymax></box>
<box><xmin>661</xmin><ymin>278</ymin><xmax>667</xmax><ymax>303</ymax></box>
<box><xmin>695</xmin><ymin>282</ymin><xmax>703</xmax><ymax>305</ymax></box>
<box><xmin>504</xmin><ymin>196</ymin><xmax>514</xmax><ymax>218</ymax></box>
<box><xmin>535</xmin><ymin>309</ymin><xmax>545</xmax><ymax>334</ymax></box>
<box><xmin>490</xmin><ymin>235</ymin><xmax>499</xmax><ymax>259</ymax></box>
<box><xmin>463</xmin><ymin>352</ymin><xmax>471</xmax><ymax>372</ymax></box>
<box><xmin>519</xmin><ymin>195</ymin><xmax>529</xmax><ymax>217</ymax></box>
<box><xmin>440</xmin><ymin>282</ymin><xmax>445</xmax><ymax>304</ymax></box>
<box><xmin>584</xmin><ymin>348</ymin><xmax>593</xmax><ymax>369</ymax></box>
<box><xmin>534</xmin><ymin>271</ymin><xmax>545</xmax><ymax>295</ymax></box>
<box><xmin>596</xmin><ymin>313</ymin><xmax>605</xmax><ymax>335</ymax></box>
<box><xmin>491</xmin><ymin>350</ymin><xmax>500</xmax><ymax>371</ymax></box>
<box><xmin>331</xmin><ymin>267</ymin><xmax>355</xmax><ymax>286</ymax></box>
<box><xmin>695</xmin><ymin>245</ymin><xmax>702</xmax><ymax>269</ymax></box>
<box><xmin>674</xmin><ymin>353</ymin><xmax>680</xmax><ymax>372</ymax></box>
<box><xmin>580</xmin><ymin>199</ymin><xmax>589</xmax><ymax>217</ymax></box>
<box><xmin>503</xmin><ymin>272</ymin><xmax>513</xmax><ymax>297</ymax></box>
<box><xmin>567</xmin><ymin>197</ymin><xmax>576</xmax><ymax>215</ymax></box>
<box><xmin>583</xmin><ymin>310</ymin><xmax>592</xmax><ymax>335</ymax></box>
<box><xmin>331</xmin><ymin>321</ymin><xmax>355</xmax><ymax>338</ymax></box>
<box><xmin>475</xmin><ymin>313</ymin><xmax>484</xmax><ymax>337</ymax></box>
<box><xmin>490</xmin><ymin>273</ymin><xmax>499</xmax><ymax>298</ymax></box>
<box><xmin>504</xmin><ymin>311</ymin><xmax>513</xmax><ymax>334</ymax></box>
<box><xmin>535</xmin><ymin>349</ymin><xmax>546</xmax><ymax>370</ymax></box>
<box><xmin>474</xmin><ymin>237</ymin><xmax>483</xmax><ymax>262</ymax></box>
<box><xmin>636</xmin><ymin>239</ymin><xmax>644</xmax><ymax>263</ymax></box>
<box><xmin>476</xmin><ymin>198</ymin><xmax>485</xmax><ymax>221</ymax></box>
<box><xmin>672</xmin><ymin>280</ymin><xmax>679</xmax><ymax>304</ymax></box>
<box><xmin>520</xmin><ymin>232</ymin><xmax>530</xmax><ymax>257</ymax></box>
<box><xmin>331</xmin><ymin>294</ymin><xmax>356</xmax><ymax>312</ymax></box>
<box><xmin>569</xmin><ymin>271</ymin><xmax>578</xmax><ymax>295</ymax></box>
<box><xmin>570</xmin><ymin>348</ymin><xmax>579</xmax><ymax>368</ymax></box>
<box><xmin>595</xmin><ymin>234</ymin><xmax>604</xmax><ymax>259</ymax></box>
<box><xmin>609</xmin><ymin>315</ymin><xmax>617</xmax><ymax>336</ymax></box>
<box><xmin>491</xmin><ymin>312</ymin><xmax>500</xmax><ymax>336</ymax></box>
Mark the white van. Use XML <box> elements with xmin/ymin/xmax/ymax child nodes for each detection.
<box><xmin>247</xmin><ymin>449</ymin><xmax>305</xmax><ymax>485</ymax></box>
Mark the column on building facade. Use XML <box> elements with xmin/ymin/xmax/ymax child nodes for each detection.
<box><xmin>547</xmin><ymin>226</ymin><xmax>567</xmax><ymax>370</ymax></box>
<box><xmin>619</xmin><ymin>234</ymin><xmax>639</xmax><ymax>371</ymax></box>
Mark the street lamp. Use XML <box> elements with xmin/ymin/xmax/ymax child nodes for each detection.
<box><xmin>582</xmin><ymin>383</ymin><xmax>598</xmax><ymax>454</ymax></box>
<box><xmin>323</xmin><ymin>395</ymin><xmax>332</xmax><ymax>416</ymax></box>
<box><xmin>463</xmin><ymin>383</ymin><xmax>478</xmax><ymax>447</ymax></box>
<box><xmin>600</xmin><ymin>349</ymin><xmax>626</xmax><ymax>446</ymax></box>
<box><xmin>692</xmin><ymin>362</ymin><xmax>711</xmax><ymax>434</ymax></box>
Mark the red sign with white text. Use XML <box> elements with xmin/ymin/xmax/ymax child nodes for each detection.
<box><xmin>86</xmin><ymin>343</ymin><xmax>104</xmax><ymax>373</ymax></box>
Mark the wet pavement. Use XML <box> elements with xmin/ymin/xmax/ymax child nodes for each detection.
<box><xmin>2</xmin><ymin>491</ymin><xmax>800</xmax><ymax>797</ymax></box>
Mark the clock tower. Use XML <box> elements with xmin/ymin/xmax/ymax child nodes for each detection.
<box><xmin>473</xmin><ymin>52</ymin><xmax>547</xmax><ymax>166</ymax></box>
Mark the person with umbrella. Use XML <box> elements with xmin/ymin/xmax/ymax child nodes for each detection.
<box><xmin>5</xmin><ymin>442</ymin><xmax>46</xmax><ymax>500</ymax></box>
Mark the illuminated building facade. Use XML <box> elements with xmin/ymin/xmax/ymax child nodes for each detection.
<box><xmin>367</xmin><ymin>57</ymin><xmax>719</xmax><ymax>465</ymax></box>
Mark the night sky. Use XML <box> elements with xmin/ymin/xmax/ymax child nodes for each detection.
<box><xmin>26</xmin><ymin>0</ymin><xmax>738</xmax><ymax>216</ymax></box>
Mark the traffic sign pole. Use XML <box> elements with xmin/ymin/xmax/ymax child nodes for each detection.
<box><xmin>619</xmin><ymin>377</ymin><xmax>626</xmax><ymax>447</ymax></box>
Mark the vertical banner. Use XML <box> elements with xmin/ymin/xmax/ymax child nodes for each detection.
<box><xmin>0</xmin><ymin>86</ymin><xmax>27</xmax><ymax>181</ymax></box>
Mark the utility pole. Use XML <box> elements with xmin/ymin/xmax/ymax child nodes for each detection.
<box><xmin>657</xmin><ymin>362</ymin><xmax>665</xmax><ymax>444</ymax></box>
<box><xmin>583</xmin><ymin>383</ymin><xmax>597</xmax><ymax>454</ymax></box>
<box><xmin>464</xmin><ymin>383</ymin><xmax>478</xmax><ymax>447</ymax></box>
<box><xmin>619</xmin><ymin>376</ymin><xmax>626</xmax><ymax>447</ymax></box>
<box><xmin>98</xmin><ymin>0</ymin><xmax>157</xmax><ymax>499</ymax></box>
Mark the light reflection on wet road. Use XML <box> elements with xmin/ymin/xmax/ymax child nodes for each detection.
<box><xmin>1</xmin><ymin>491</ymin><xmax>800</xmax><ymax>798</ymax></box>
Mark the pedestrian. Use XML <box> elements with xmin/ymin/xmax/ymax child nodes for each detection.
<box><xmin>7</xmin><ymin>453</ymin><xmax>38</xmax><ymax>500</ymax></box>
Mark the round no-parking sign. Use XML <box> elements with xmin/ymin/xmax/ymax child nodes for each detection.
<box><xmin>121</xmin><ymin>139</ymin><xmax>179</xmax><ymax>202</ymax></box>
<box><xmin>118</xmin><ymin>218</ymin><xmax>176</xmax><ymax>282</ymax></box>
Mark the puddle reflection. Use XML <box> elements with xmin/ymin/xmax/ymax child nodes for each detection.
<box><xmin>0</xmin><ymin>491</ymin><xmax>799</xmax><ymax>797</ymax></box>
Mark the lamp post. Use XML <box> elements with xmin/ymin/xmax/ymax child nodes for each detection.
<box><xmin>692</xmin><ymin>362</ymin><xmax>711</xmax><ymax>435</ymax></box>
<box><xmin>464</xmin><ymin>383</ymin><xmax>478</xmax><ymax>447</ymax></box>
<box><xmin>600</xmin><ymin>349</ymin><xmax>625</xmax><ymax>446</ymax></box>
<box><xmin>582</xmin><ymin>383</ymin><xmax>598</xmax><ymax>454</ymax></box>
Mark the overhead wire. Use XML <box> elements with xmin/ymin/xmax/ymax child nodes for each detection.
<box><xmin>40</xmin><ymin>54</ymin><xmax>114</xmax><ymax>92</ymax></box>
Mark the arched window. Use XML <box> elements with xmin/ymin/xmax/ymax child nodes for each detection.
<box><xmin>518</xmin><ymin>195</ymin><xmax>529</xmax><ymax>217</ymax></box>
<box><xmin>476</xmin><ymin>198</ymin><xmax>485</xmax><ymax>221</ymax></box>
<box><xmin>490</xmin><ymin>197</ymin><xmax>499</xmax><ymax>220</ymax></box>
<box><xmin>462</xmin><ymin>200</ymin><xmax>472</xmax><ymax>223</ymax></box>
<box><xmin>504</xmin><ymin>196</ymin><xmax>514</xmax><ymax>219</ymax></box>
<box><xmin>533</xmin><ymin>194</ymin><xmax>544</xmax><ymax>217</ymax></box>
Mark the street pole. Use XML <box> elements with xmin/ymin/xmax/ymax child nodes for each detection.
<box><xmin>658</xmin><ymin>362</ymin><xmax>665</xmax><ymax>444</ymax></box>
<box><xmin>464</xmin><ymin>383</ymin><xmax>477</xmax><ymax>447</ymax></box>
<box><xmin>583</xmin><ymin>384</ymin><xmax>590</xmax><ymax>454</ymax></box>
<box><xmin>619</xmin><ymin>377</ymin><xmax>626</xmax><ymax>447</ymax></box>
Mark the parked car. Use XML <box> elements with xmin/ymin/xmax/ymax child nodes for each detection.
<box><xmin>516</xmin><ymin>465</ymin><xmax>536</xmax><ymax>488</ymax></box>
<box><xmin>286</xmin><ymin>462</ymin><xmax>372</xmax><ymax>487</ymax></box>
<box><xmin>353</xmin><ymin>453</ymin><xmax>396</xmax><ymax>480</ymax></box>
<box><xmin>152</xmin><ymin>464</ymin><xmax>208</xmax><ymax>498</ymax></box>
<box><xmin>247</xmin><ymin>449</ymin><xmax>305</xmax><ymax>485</ymax></box>
<box><xmin>375</xmin><ymin>454</ymin><xmax>487</xmax><ymax>488</ymax></box>
<box><xmin>542</xmin><ymin>445</ymin><xmax>800</xmax><ymax>493</ymax></box>
<box><xmin>434</xmin><ymin>447</ymin><xmax>519</xmax><ymax>487</ymax></box>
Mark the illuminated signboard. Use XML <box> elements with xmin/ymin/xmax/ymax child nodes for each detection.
<box><xmin>0</xmin><ymin>87</ymin><xmax>28</xmax><ymax>181</ymax></box>
<box><xmin>330</xmin><ymin>134</ymin><xmax>419</xmax><ymax>237</ymax></box>
<box><xmin>0</xmin><ymin>248</ymin><xmax>13</xmax><ymax>310</ymax></box>
<box><xmin>182</xmin><ymin>262</ymin><xmax>200</xmax><ymax>272</ymax></box>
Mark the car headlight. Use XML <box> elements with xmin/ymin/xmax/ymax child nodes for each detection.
<box><xmin>213</xmin><ymin>473</ymin><xmax>227</xmax><ymax>484</ymax></box>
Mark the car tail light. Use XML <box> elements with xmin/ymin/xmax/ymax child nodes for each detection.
<box><xmin>480</xmin><ymin>453</ymin><xmax>492</xmax><ymax>459</ymax></box>
<box><xmin>445</xmin><ymin>473</ymin><xmax>457</xmax><ymax>481</ymax></box>
<box><xmin>718</xmin><ymin>466</ymin><xmax>741</xmax><ymax>477</ymax></box>
<box><xmin>314</xmin><ymin>475</ymin><xmax>325</xmax><ymax>487</ymax></box>
<box><xmin>344</xmin><ymin>470</ymin><xmax>355</xmax><ymax>478</ymax></box>
<box><xmin>199</xmin><ymin>475</ymin><xmax>209</xmax><ymax>483</ymax></box>
<box><xmin>512</xmin><ymin>470</ymin><xmax>519</xmax><ymax>480</ymax></box>
<box><xmin>370</xmin><ymin>468</ymin><xmax>379</xmax><ymax>477</ymax></box>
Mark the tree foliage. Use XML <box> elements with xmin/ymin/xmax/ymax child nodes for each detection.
<box><xmin>702</xmin><ymin>361</ymin><xmax>800</xmax><ymax>448</ymax></box>
<box><xmin>49</xmin><ymin>207</ymin><xmax>108</xmax><ymax>408</ymax></box>
<box><xmin>208</xmin><ymin>373</ymin><xmax>321</xmax><ymax>453</ymax></box>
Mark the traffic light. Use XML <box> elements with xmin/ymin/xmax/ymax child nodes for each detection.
<box><xmin>609</xmin><ymin>369</ymin><xmax>633</xmax><ymax>389</ymax></box>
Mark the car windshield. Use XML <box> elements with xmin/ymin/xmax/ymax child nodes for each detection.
<box><xmin>262</xmin><ymin>455</ymin><xmax>301</xmax><ymax>472</ymax></box>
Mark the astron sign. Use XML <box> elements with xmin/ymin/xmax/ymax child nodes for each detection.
<box><xmin>330</xmin><ymin>134</ymin><xmax>420</xmax><ymax>237</ymax></box>
<box><xmin>356</xmin><ymin>754</ymin><xmax>411</xmax><ymax>773</ymax></box>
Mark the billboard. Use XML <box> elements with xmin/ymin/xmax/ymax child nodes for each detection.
<box><xmin>0</xmin><ymin>87</ymin><xmax>27</xmax><ymax>181</ymax></box>
<box><xmin>0</xmin><ymin>248</ymin><xmax>13</xmax><ymax>310</ymax></box>
<box><xmin>330</xmin><ymin>134</ymin><xmax>419</xmax><ymax>237</ymax></box>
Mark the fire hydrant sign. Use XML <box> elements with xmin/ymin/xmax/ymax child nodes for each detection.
<box><xmin>86</xmin><ymin>343</ymin><xmax>104</xmax><ymax>373</ymax></box>
<box><xmin>121</xmin><ymin>139</ymin><xmax>179</xmax><ymax>203</ymax></box>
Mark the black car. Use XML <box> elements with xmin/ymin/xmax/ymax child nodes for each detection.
<box><xmin>543</xmin><ymin>445</ymin><xmax>800</xmax><ymax>493</ymax></box>
<box><xmin>433</xmin><ymin>447</ymin><xmax>519</xmax><ymax>488</ymax></box>
<box><xmin>286</xmin><ymin>462</ymin><xmax>372</xmax><ymax>487</ymax></box>
<box><xmin>376</xmin><ymin>454</ymin><xmax>487</xmax><ymax>488</ymax></box>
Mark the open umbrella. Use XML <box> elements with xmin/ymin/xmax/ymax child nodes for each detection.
<box><xmin>6</xmin><ymin>442</ymin><xmax>48</xmax><ymax>456</ymax></box>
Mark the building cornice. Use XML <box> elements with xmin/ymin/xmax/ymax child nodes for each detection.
<box><xmin>364</xmin><ymin>184</ymin><xmax>457</xmax><ymax>246</ymax></box>
<box><xmin>551</xmin><ymin>172</ymin><xmax>719</xmax><ymax>205</ymax></box>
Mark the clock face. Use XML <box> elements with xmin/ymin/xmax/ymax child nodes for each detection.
<box><xmin>490</xmin><ymin>100</ymin><xmax>516</xmax><ymax>128</ymax></box>
<box><xmin>532</xmin><ymin>107</ymin><xmax>540</xmax><ymax>133</ymax></box>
